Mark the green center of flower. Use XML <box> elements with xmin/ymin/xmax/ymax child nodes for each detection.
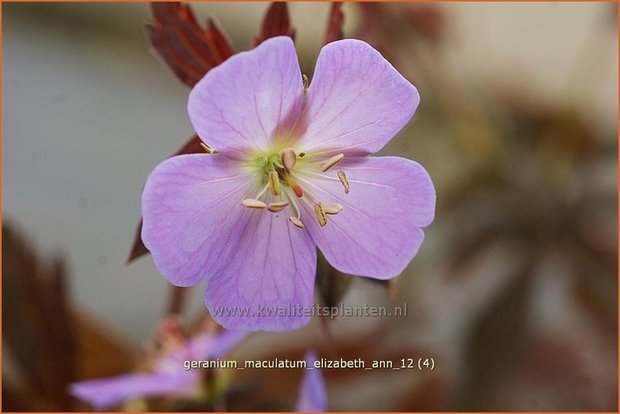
<box><xmin>241</xmin><ymin>148</ymin><xmax>349</xmax><ymax>229</ymax></box>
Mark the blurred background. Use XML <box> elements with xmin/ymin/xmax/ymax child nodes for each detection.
<box><xmin>2</xmin><ymin>2</ymin><xmax>617</xmax><ymax>411</ymax></box>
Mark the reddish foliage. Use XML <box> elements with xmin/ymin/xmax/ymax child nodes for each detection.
<box><xmin>147</xmin><ymin>2</ymin><xmax>234</xmax><ymax>88</ymax></box>
<box><xmin>254</xmin><ymin>2</ymin><xmax>295</xmax><ymax>46</ymax></box>
<box><xmin>324</xmin><ymin>3</ymin><xmax>345</xmax><ymax>44</ymax></box>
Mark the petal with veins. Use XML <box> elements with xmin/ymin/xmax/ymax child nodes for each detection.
<box><xmin>188</xmin><ymin>36</ymin><xmax>304</xmax><ymax>157</ymax></box>
<box><xmin>205</xmin><ymin>206</ymin><xmax>317</xmax><ymax>332</ymax></box>
<box><xmin>297</xmin><ymin>39</ymin><xmax>419</xmax><ymax>156</ymax></box>
<box><xmin>297</xmin><ymin>156</ymin><xmax>435</xmax><ymax>279</ymax></box>
<box><xmin>142</xmin><ymin>154</ymin><xmax>256</xmax><ymax>287</ymax></box>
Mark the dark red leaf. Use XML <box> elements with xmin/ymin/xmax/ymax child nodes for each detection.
<box><xmin>324</xmin><ymin>2</ymin><xmax>345</xmax><ymax>44</ymax></box>
<box><xmin>147</xmin><ymin>2</ymin><xmax>234</xmax><ymax>88</ymax></box>
<box><xmin>126</xmin><ymin>135</ymin><xmax>204</xmax><ymax>264</ymax></box>
<box><xmin>254</xmin><ymin>2</ymin><xmax>296</xmax><ymax>46</ymax></box>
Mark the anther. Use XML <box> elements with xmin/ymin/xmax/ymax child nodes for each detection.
<box><xmin>269</xmin><ymin>171</ymin><xmax>281</xmax><ymax>196</ymax></box>
<box><xmin>200</xmin><ymin>142</ymin><xmax>216</xmax><ymax>154</ymax></box>
<box><xmin>298</xmin><ymin>152</ymin><xmax>306</xmax><ymax>158</ymax></box>
<box><xmin>337</xmin><ymin>170</ymin><xmax>350</xmax><ymax>194</ymax></box>
<box><xmin>289</xmin><ymin>217</ymin><xmax>305</xmax><ymax>228</ymax></box>
<box><xmin>314</xmin><ymin>203</ymin><xmax>328</xmax><ymax>227</ymax></box>
<box><xmin>241</xmin><ymin>199</ymin><xmax>266</xmax><ymax>209</ymax></box>
<box><xmin>281</xmin><ymin>148</ymin><xmax>297</xmax><ymax>170</ymax></box>
<box><xmin>267</xmin><ymin>201</ymin><xmax>289</xmax><ymax>212</ymax></box>
<box><xmin>302</xmin><ymin>74</ymin><xmax>309</xmax><ymax>94</ymax></box>
<box><xmin>323</xmin><ymin>203</ymin><xmax>344</xmax><ymax>215</ymax></box>
<box><xmin>321</xmin><ymin>153</ymin><xmax>344</xmax><ymax>172</ymax></box>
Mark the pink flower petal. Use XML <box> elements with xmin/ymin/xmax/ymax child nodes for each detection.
<box><xmin>188</xmin><ymin>36</ymin><xmax>304</xmax><ymax>157</ymax></box>
<box><xmin>156</xmin><ymin>329</ymin><xmax>247</xmax><ymax>373</ymax></box>
<box><xmin>297</xmin><ymin>39</ymin><xmax>419</xmax><ymax>156</ymax></box>
<box><xmin>70</xmin><ymin>372</ymin><xmax>196</xmax><ymax>410</ymax></box>
<box><xmin>188</xmin><ymin>329</ymin><xmax>248</xmax><ymax>360</ymax></box>
<box><xmin>204</xmin><ymin>209</ymin><xmax>317</xmax><ymax>332</ymax></box>
<box><xmin>296</xmin><ymin>352</ymin><xmax>327</xmax><ymax>412</ymax></box>
<box><xmin>297</xmin><ymin>156</ymin><xmax>435</xmax><ymax>279</ymax></box>
<box><xmin>141</xmin><ymin>154</ymin><xmax>256</xmax><ymax>286</ymax></box>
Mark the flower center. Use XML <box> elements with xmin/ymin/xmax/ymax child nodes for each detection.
<box><xmin>241</xmin><ymin>148</ymin><xmax>348</xmax><ymax>229</ymax></box>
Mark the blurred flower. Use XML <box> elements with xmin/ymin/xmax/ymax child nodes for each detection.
<box><xmin>70</xmin><ymin>324</ymin><xmax>246</xmax><ymax>410</ymax></box>
<box><xmin>296</xmin><ymin>352</ymin><xmax>327</xmax><ymax>412</ymax></box>
<box><xmin>141</xmin><ymin>36</ymin><xmax>436</xmax><ymax>332</ymax></box>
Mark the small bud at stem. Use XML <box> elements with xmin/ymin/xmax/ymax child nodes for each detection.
<box><xmin>267</xmin><ymin>201</ymin><xmax>289</xmax><ymax>212</ymax></box>
<box><xmin>241</xmin><ymin>199</ymin><xmax>266</xmax><ymax>209</ymax></box>
<box><xmin>269</xmin><ymin>171</ymin><xmax>280</xmax><ymax>196</ymax></box>
<box><xmin>321</xmin><ymin>153</ymin><xmax>344</xmax><ymax>172</ymax></box>
<box><xmin>323</xmin><ymin>203</ymin><xmax>344</xmax><ymax>215</ymax></box>
<box><xmin>337</xmin><ymin>170</ymin><xmax>350</xmax><ymax>194</ymax></box>
<box><xmin>289</xmin><ymin>217</ymin><xmax>305</xmax><ymax>228</ymax></box>
<box><xmin>281</xmin><ymin>148</ymin><xmax>297</xmax><ymax>170</ymax></box>
<box><xmin>314</xmin><ymin>203</ymin><xmax>328</xmax><ymax>227</ymax></box>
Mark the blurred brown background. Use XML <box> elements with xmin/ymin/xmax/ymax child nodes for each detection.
<box><xmin>3</xmin><ymin>2</ymin><xmax>617</xmax><ymax>411</ymax></box>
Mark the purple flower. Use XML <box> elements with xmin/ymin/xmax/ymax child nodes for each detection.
<box><xmin>297</xmin><ymin>352</ymin><xmax>327</xmax><ymax>412</ymax></box>
<box><xmin>142</xmin><ymin>36</ymin><xmax>436</xmax><ymax>332</ymax></box>
<box><xmin>70</xmin><ymin>329</ymin><xmax>246</xmax><ymax>410</ymax></box>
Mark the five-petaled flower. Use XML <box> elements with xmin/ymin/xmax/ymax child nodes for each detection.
<box><xmin>142</xmin><ymin>36</ymin><xmax>436</xmax><ymax>332</ymax></box>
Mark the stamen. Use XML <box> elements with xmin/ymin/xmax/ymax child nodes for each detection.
<box><xmin>314</xmin><ymin>203</ymin><xmax>328</xmax><ymax>227</ymax></box>
<box><xmin>269</xmin><ymin>171</ymin><xmax>280</xmax><ymax>196</ymax></box>
<box><xmin>255</xmin><ymin>181</ymin><xmax>271</xmax><ymax>199</ymax></box>
<box><xmin>323</xmin><ymin>203</ymin><xmax>344</xmax><ymax>215</ymax></box>
<box><xmin>200</xmin><ymin>142</ymin><xmax>216</xmax><ymax>154</ymax></box>
<box><xmin>302</xmin><ymin>74</ymin><xmax>309</xmax><ymax>95</ymax></box>
<box><xmin>281</xmin><ymin>148</ymin><xmax>297</xmax><ymax>170</ymax></box>
<box><xmin>298</xmin><ymin>152</ymin><xmax>306</xmax><ymax>158</ymax></box>
<box><xmin>337</xmin><ymin>170</ymin><xmax>350</xmax><ymax>194</ymax></box>
<box><xmin>289</xmin><ymin>217</ymin><xmax>305</xmax><ymax>228</ymax></box>
<box><xmin>242</xmin><ymin>198</ymin><xmax>266</xmax><ymax>209</ymax></box>
<box><xmin>285</xmin><ymin>187</ymin><xmax>303</xmax><ymax>220</ymax></box>
<box><xmin>267</xmin><ymin>201</ymin><xmax>289</xmax><ymax>212</ymax></box>
<box><xmin>320</xmin><ymin>153</ymin><xmax>344</xmax><ymax>172</ymax></box>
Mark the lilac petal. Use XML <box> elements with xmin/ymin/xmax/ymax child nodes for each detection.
<box><xmin>204</xmin><ymin>208</ymin><xmax>317</xmax><ymax>332</ymax></box>
<box><xmin>188</xmin><ymin>36</ymin><xmax>304</xmax><ymax>158</ymax></box>
<box><xmin>188</xmin><ymin>329</ymin><xmax>248</xmax><ymax>360</ymax></box>
<box><xmin>296</xmin><ymin>352</ymin><xmax>327</xmax><ymax>412</ymax></box>
<box><xmin>157</xmin><ymin>330</ymin><xmax>247</xmax><ymax>373</ymax></box>
<box><xmin>141</xmin><ymin>154</ymin><xmax>256</xmax><ymax>286</ymax></box>
<box><xmin>298</xmin><ymin>156</ymin><xmax>435</xmax><ymax>279</ymax></box>
<box><xmin>297</xmin><ymin>39</ymin><xmax>419</xmax><ymax>156</ymax></box>
<box><xmin>70</xmin><ymin>372</ymin><xmax>196</xmax><ymax>410</ymax></box>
